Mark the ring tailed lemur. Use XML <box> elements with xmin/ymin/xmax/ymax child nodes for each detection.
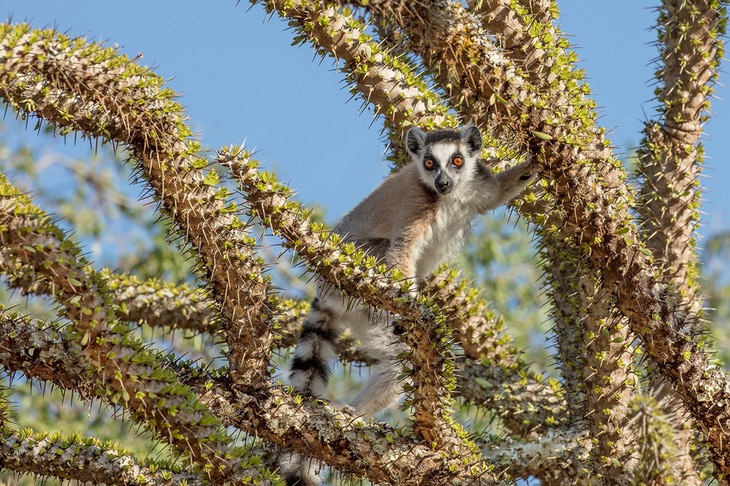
<box><xmin>281</xmin><ymin>124</ymin><xmax>535</xmax><ymax>485</ymax></box>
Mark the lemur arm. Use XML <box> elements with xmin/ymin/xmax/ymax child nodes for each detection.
<box><xmin>474</xmin><ymin>158</ymin><xmax>535</xmax><ymax>213</ymax></box>
<box><xmin>387</xmin><ymin>235</ymin><xmax>418</xmax><ymax>283</ymax></box>
<box><xmin>386</xmin><ymin>208</ymin><xmax>437</xmax><ymax>288</ymax></box>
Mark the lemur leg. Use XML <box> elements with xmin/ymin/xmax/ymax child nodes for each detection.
<box><xmin>349</xmin><ymin>356</ymin><xmax>405</xmax><ymax>417</ymax></box>
<box><xmin>347</xmin><ymin>314</ymin><xmax>408</xmax><ymax>417</ymax></box>
<box><xmin>386</xmin><ymin>236</ymin><xmax>421</xmax><ymax>298</ymax></box>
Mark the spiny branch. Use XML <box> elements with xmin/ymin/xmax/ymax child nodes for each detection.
<box><xmin>424</xmin><ymin>268</ymin><xmax>567</xmax><ymax>435</ymax></box>
<box><xmin>0</xmin><ymin>176</ymin><xmax>267</xmax><ymax>481</ymax></box>
<box><xmin>633</xmin><ymin>1</ymin><xmax>726</xmax><ymax>480</ymax></box>
<box><xmin>103</xmin><ymin>270</ymin><xmax>222</xmax><ymax>333</ymax></box>
<box><xmin>481</xmin><ymin>427</ymin><xmax>590</xmax><ymax>481</ymax></box>
<box><xmin>0</xmin><ymin>427</ymin><xmax>205</xmax><ymax>486</ymax></box>
<box><xmin>0</xmin><ymin>23</ymin><xmax>274</xmax><ymax>388</ymax></box>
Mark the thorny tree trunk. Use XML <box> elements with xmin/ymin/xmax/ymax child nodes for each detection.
<box><xmin>0</xmin><ymin>0</ymin><xmax>729</xmax><ymax>484</ymax></box>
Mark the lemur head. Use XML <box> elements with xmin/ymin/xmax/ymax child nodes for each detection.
<box><xmin>406</xmin><ymin>125</ymin><xmax>482</xmax><ymax>196</ymax></box>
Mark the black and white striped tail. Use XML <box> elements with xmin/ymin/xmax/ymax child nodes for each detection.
<box><xmin>281</xmin><ymin>298</ymin><xmax>340</xmax><ymax>486</ymax></box>
<box><xmin>289</xmin><ymin>298</ymin><xmax>339</xmax><ymax>397</ymax></box>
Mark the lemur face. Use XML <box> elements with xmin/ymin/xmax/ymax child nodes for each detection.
<box><xmin>406</xmin><ymin>125</ymin><xmax>482</xmax><ymax>196</ymax></box>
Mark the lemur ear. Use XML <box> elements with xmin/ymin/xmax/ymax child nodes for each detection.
<box><xmin>461</xmin><ymin>124</ymin><xmax>482</xmax><ymax>156</ymax></box>
<box><xmin>406</xmin><ymin>127</ymin><xmax>427</xmax><ymax>159</ymax></box>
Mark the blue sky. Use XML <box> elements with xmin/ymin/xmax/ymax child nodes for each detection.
<box><xmin>3</xmin><ymin>1</ymin><xmax>730</xmax><ymax>238</ymax></box>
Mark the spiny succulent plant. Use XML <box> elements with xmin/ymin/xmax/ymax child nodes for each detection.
<box><xmin>0</xmin><ymin>0</ymin><xmax>728</xmax><ymax>483</ymax></box>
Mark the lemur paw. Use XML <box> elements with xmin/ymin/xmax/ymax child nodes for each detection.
<box><xmin>520</xmin><ymin>154</ymin><xmax>540</xmax><ymax>180</ymax></box>
<box><xmin>330</xmin><ymin>402</ymin><xmax>357</xmax><ymax>416</ymax></box>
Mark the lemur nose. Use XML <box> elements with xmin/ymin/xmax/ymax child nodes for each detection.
<box><xmin>436</xmin><ymin>177</ymin><xmax>452</xmax><ymax>194</ymax></box>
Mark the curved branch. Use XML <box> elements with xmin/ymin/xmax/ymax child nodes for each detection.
<box><xmin>626</xmin><ymin>393</ymin><xmax>687</xmax><ymax>485</ymax></box>
<box><xmin>457</xmin><ymin>356</ymin><xmax>566</xmax><ymax>436</ymax></box>
<box><xmin>0</xmin><ymin>22</ymin><xmax>273</xmax><ymax>388</ymax></box>
<box><xmin>423</xmin><ymin>269</ymin><xmax>567</xmax><ymax>435</ymax></box>
<box><xmin>0</xmin><ymin>306</ymin><xmax>502</xmax><ymax>485</ymax></box>
<box><xmin>637</xmin><ymin>0</ymin><xmax>725</xmax><ymax>309</ymax></box>
<box><xmin>0</xmin><ymin>175</ymin><xmax>270</xmax><ymax>482</ymax></box>
<box><xmin>0</xmin><ymin>312</ymin><xmax>97</xmax><ymax>399</ymax></box>
<box><xmin>469</xmin><ymin>0</ymin><xmax>560</xmax><ymax>87</ymax></box>
<box><xmin>1</xmin><ymin>257</ymin><xmax>219</xmax><ymax>335</ymax></box>
<box><xmin>422</xmin><ymin>268</ymin><xmax>516</xmax><ymax>362</ymax></box>
<box><xmin>0</xmin><ymin>427</ymin><xmax>204</xmax><ymax>485</ymax></box>
<box><xmin>634</xmin><ymin>2</ymin><xmax>726</xmax><ymax>480</ymax></box>
<box><xmin>481</xmin><ymin>427</ymin><xmax>590</xmax><ymax>481</ymax></box>
<box><xmin>544</xmin><ymin>244</ymin><xmax>638</xmax><ymax>478</ymax></box>
<box><xmin>104</xmin><ymin>270</ymin><xmax>221</xmax><ymax>333</ymax></box>
<box><xmin>274</xmin><ymin>298</ymin><xmax>567</xmax><ymax>435</ymax></box>
<box><xmin>196</xmin><ymin>379</ymin><xmax>499</xmax><ymax>485</ymax></box>
<box><xmin>0</xmin><ymin>308</ymin><xmax>278</xmax><ymax>484</ymax></box>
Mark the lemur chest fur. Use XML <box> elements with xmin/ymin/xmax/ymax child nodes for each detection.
<box><xmin>415</xmin><ymin>187</ymin><xmax>475</xmax><ymax>278</ymax></box>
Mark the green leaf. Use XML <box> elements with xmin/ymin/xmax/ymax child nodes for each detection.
<box><xmin>532</xmin><ymin>130</ymin><xmax>554</xmax><ymax>141</ymax></box>
<box><xmin>202</xmin><ymin>169</ymin><xmax>219</xmax><ymax>186</ymax></box>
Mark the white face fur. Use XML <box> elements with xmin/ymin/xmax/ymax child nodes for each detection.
<box><xmin>405</xmin><ymin>125</ymin><xmax>483</xmax><ymax>197</ymax></box>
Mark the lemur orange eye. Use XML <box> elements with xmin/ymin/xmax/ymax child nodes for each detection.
<box><xmin>452</xmin><ymin>156</ymin><xmax>464</xmax><ymax>167</ymax></box>
<box><xmin>424</xmin><ymin>159</ymin><xmax>435</xmax><ymax>170</ymax></box>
